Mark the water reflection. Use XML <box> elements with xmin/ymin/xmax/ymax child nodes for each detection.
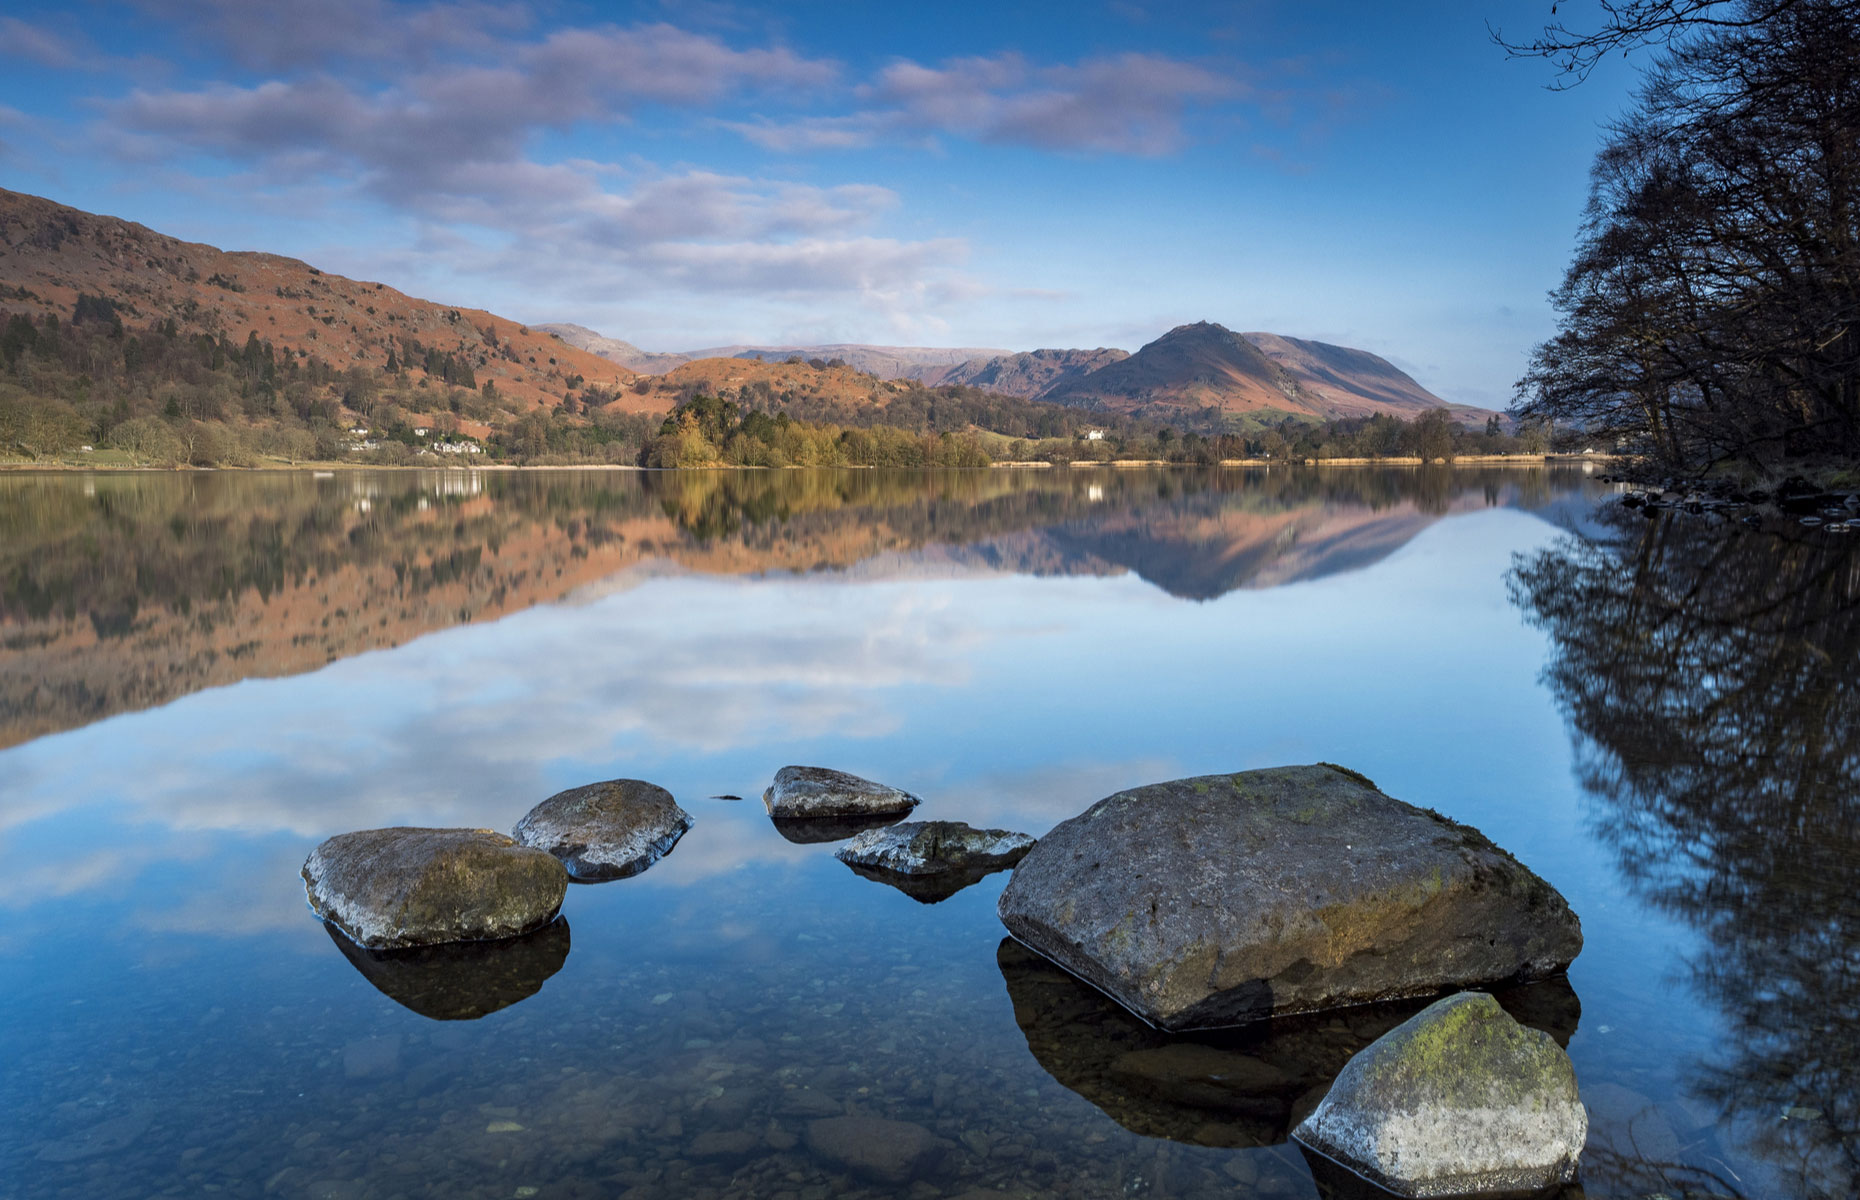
<box><xmin>996</xmin><ymin>937</ymin><xmax>1580</xmax><ymax>1151</ymax></box>
<box><xmin>842</xmin><ymin>861</ymin><xmax>1008</xmax><ymax>904</ymax></box>
<box><xmin>1512</xmin><ymin>510</ymin><xmax>1860</xmax><ymax>1200</ymax></box>
<box><xmin>770</xmin><ymin>811</ymin><xmax>910</xmax><ymax>845</ymax></box>
<box><xmin>0</xmin><ymin>466</ymin><xmax>1590</xmax><ymax>747</ymax></box>
<box><xmin>325</xmin><ymin>915</ymin><xmax>572</xmax><ymax>1020</ymax></box>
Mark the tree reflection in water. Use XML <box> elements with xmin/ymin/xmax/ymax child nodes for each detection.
<box><xmin>1512</xmin><ymin>509</ymin><xmax>1860</xmax><ymax>1200</ymax></box>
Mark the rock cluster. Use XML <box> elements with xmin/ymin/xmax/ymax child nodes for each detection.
<box><xmin>305</xmin><ymin>776</ymin><xmax>693</xmax><ymax>954</ymax></box>
<box><xmin>1610</xmin><ymin>472</ymin><xmax>1860</xmax><ymax>531</ymax></box>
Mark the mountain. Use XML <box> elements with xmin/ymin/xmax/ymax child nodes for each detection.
<box><xmin>535</xmin><ymin>323</ymin><xmax>692</xmax><ymax>374</ymax></box>
<box><xmin>926</xmin><ymin>348</ymin><xmax>1130</xmax><ymax>396</ymax></box>
<box><xmin>1240</xmin><ymin>332</ymin><xmax>1445</xmax><ymax>419</ymax></box>
<box><xmin>1040</xmin><ymin>322</ymin><xmax>1451</xmax><ymax>422</ymax></box>
<box><xmin>709</xmin><ymin>344</ymin><xmax>1014</xmax><ymax>381</ymax></box>
<box><xmin>0</xmin><ymin>188</ymin><xmax>635</xmax><ymax>409</ymax></box>
<box><xmin>540</xmin><ymin>325</ymin><xmax>1011</xmax><ymax>381</ymax></box>
<box><xmin>1041</xmin><ymin>322</ymin><xmax>1301</xmax><ymax>413</ymax></box>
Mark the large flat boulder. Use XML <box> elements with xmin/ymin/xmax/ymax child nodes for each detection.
<box><xmin>1293</xmin><ymin>992</ymin><xmax>1586</xmax><ymax>1196</ymax></box>
<box><xmin>303</xmin><ymin>827</ymin><xmax>567</xmax><ymax>949</ymax></box>
<box><xmin>997</xmin><ymin>765</ymin><xmax>1582</xmax><ymax>1030</ymax></box>
<box><xmin>513</xmin><ymin>778</ymin><xmax>692</xmax><ymax>881</ymax></box>
<box><xmin>763</xmin><ymin>766</ymin><xmax>921</xmax><ymax>821</ymax></box>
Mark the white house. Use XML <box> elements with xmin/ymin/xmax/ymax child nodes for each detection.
<box><xmin>1084</xmin><ymin>429</ymin><xmax>1105</xmax><ymax>441</ymax></box>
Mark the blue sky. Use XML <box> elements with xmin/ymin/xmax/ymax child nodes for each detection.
<box><xmin>0</xmin><ymin>1</ymin><xmax>1638</xmax><ymax>405</ymax></box>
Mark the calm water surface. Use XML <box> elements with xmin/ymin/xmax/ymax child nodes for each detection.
<box><xmin>0</xmin><ymin>466</ymin><xmax>1852</xmax><ymax>1200</ymax></box>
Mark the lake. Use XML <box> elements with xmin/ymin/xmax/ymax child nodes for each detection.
<box><xmin>0</xmin><ymin>465</ymin><xmax>1852</xmax><ymax>1200</ymax></box>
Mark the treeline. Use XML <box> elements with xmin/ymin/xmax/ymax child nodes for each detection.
<box><xmin>641</xmin><ymin>393</ymin><xmax>991</xmax><ymax>468</ymax></box>
<box><xmin>1515</xmin><ymin>0</ymin><xmax>1860</xmax><ymax>470</ymax></box>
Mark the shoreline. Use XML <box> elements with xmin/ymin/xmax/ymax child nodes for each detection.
<box><xmin>2</xmin><ymin>453</ymin><xmax>1615</xmax><ymax>475</ymax></box>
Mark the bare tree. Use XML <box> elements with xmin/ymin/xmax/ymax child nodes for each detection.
<box><xmin>1494</xmin><ymin>0</ymin><xmax>1830</xmax><ymax>86</ymax></box>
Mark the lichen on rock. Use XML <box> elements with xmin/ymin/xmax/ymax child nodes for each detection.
<box><xmin>1292</xmin><ymin>991</ymin><xmax>1587</xmax><ymax>1196</ymax></box>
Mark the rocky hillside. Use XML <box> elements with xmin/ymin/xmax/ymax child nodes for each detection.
<box><xmin>926</xmin><ymin>348</ymin><xmax>1130</xmax><ymax>396</ymax></box>
<box><xmin>0</xmin><ymin>188</ymin><xmax>635</xmax><ymax>409</ymax></box>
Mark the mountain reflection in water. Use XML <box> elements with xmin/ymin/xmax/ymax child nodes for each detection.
<box><xmin>0</xmin><ymin>465</ymin><xmax>1587</xmax><ymax>748</ymax></box>
<box><xmin>1512</xmin><ymin>509</ymin><xmax>1860</xmax><ymax>1200</ymax></box>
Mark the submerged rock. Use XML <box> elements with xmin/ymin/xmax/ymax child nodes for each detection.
<box><xmin>326</xmin><ymin>916</ymin><xmax>571</xmax><ymax>1020</ymax></box>
<box><xmin>996</xmin><ymin>937</ymin><xmax>1579</xmax><ymax>1150</ymax></box>
<box><xmin>1293</xmin><ymin>992</ymin><xmax>1586</xmax><ymax>1197</ymax></box>
<box><xmin>997</xmin><ymin>765</ymin><xmax>1582</xmax><ymax>1030</ymax></box>
<box><xmin>836</xmin><ymin>820</ymin><xmax>1036</xmax><ymax>903</ymax></box>
<box><xmin>512</xmin><ymin>778</ymin><xmax>692</xmax><ymax>881</ymax></box>
<box><xmin>763</xmin><ymin>765</ymin><xmax>921</xmax><ymax>820</ymax></box>
<box><xmin>837</xmin><ymin>820</ymin><xmax>1034</xmax><ymax>875</ymax></box>
<box><xmin>303</xmin><ymin>827</ymin><xmax>567</xmax><ymax>949</ymax></box>
<box><xmin>805</xmin><ymin>1115</ymin><xmax>950</xmax><ymax>1183</ymax></box>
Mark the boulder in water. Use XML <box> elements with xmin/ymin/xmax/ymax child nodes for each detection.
<box><xmin>763</xmin><ymin>765</ymin><xmax>921</xmax><ymax>820</ymax></box>
<box><xmin>303</xmin><ymin>827</ymin><xmax>567</xmax><ymax>949</ymax></box>
<box><xmin>997</xmin><ymin>765</ymin><xmax>1582</xmax><ymax>1030</ymax></box>
<box><xmin>1292</xmin><ymin>991</ymin><xmax>1586</xmax><ymax>1196</ymax></box>
<box><xmin>513</xmin><ymin>778</ymin><xmax>692</xmax><ymax>881</ymax></box>
<box><xmin>836</xmin><ymin>820</ymin><xmax>1034</xmax><ymax>875</ymax></box>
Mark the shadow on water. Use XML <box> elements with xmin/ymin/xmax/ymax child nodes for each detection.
<box><xmin>325</xmin><ymin>916</ymin><xmax>572</xmax><ymax>1021</ymax></box>
<box><xmin>1512</xmin><ymin>509</ymin><xmax>1860</xmax><ymax>1200</ymax></box>
<box><xmin>996</xmin><ymin>937</ymin><xmax>1580</xmax><ymax>1152</ymax></box>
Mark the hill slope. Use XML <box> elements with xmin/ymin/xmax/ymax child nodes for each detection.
<box><xmin>926</xmin><ymin>348</ymin><xmax>1130</xmax><ymax>396</ymax></box>
<box><xmin>535</xmin><ymin>323</ymin><xmax>692</xmax><ymax>374</ymax></box>
<box><xmin>0</xmin><ymin>188</ymin><xmax>635</xmax><ymax>409</ymax></box>
<box><xmin>1241</xmin><ymin>332</ymin><xmax>1444</xmax><ymax>418</ymax></box>
<box><xmin>1041</xmin><ymin>322</ymin><xmax>1303</xmax><ymax>414</ymax></box>
<box><xmin>1040</xmin><ymin>322</ymin><xmax>1451</xmax><ymax>421</ymax></box>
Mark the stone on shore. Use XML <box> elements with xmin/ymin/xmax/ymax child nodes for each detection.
<box><xmin>1292</xmin><ymin>992</ymin><xmax>1586</xmax><ymax>1197</ymax></box>
<box><xmin>512</xmin><ymin>778</ymin><xmax>692</xmax><ymax>881</ymax></box>
<box><xmin>836</xmin><ymin>820</ymin><xmax>1034</xmax><ymax>875</ymax></box>
<box><xmin>303</xmin><ymin>827</ymin><xmax>567</xmax><ymax>949</ymax></box>
<box><xmin>996</xmin><ymin>765</ymin><xmax>1582</xmax><ymax>1030</ymax></box>
<box><xmin>763</xmin><ymin>766</ymin><xmax>921</xmax><ymax>821</ymax></box>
